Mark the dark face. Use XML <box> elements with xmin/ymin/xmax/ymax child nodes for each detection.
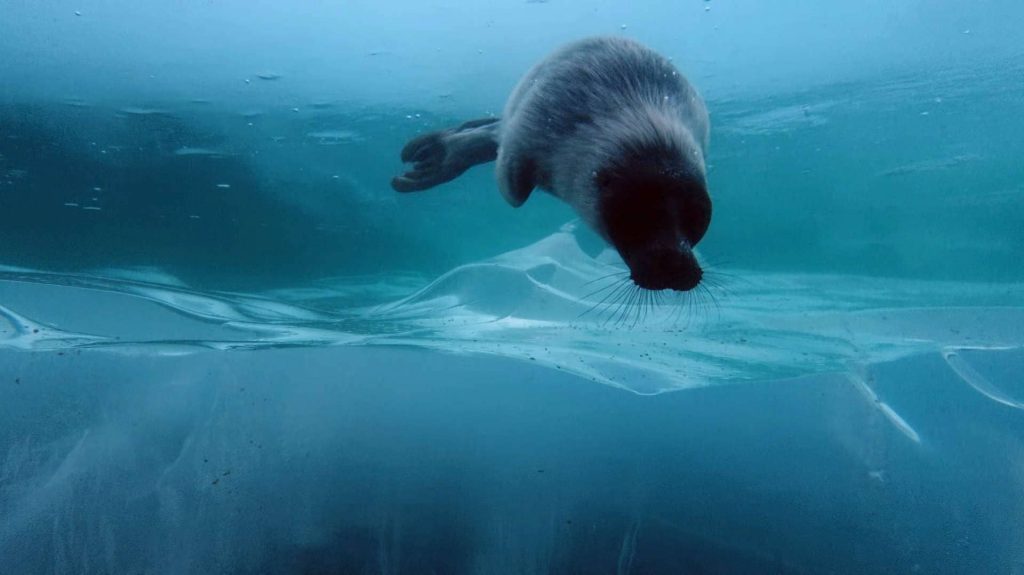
<box><xmin>597</xmin><ymin>165</ymin><xmax>711</xmax><ymax>292</ymax></box>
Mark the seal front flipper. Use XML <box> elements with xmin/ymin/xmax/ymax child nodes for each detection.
<box><xmin>391</xmin><ymin>118</ymin><xmax>501</xmax><ymax>193</ymax></box>
<box><xmin>496</xmin><ymin>152</ymin><xmax>536</xmax><ymax>208</ymax></box>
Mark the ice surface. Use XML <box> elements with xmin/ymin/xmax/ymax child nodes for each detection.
<box><xmin>2</xmin><ymin>227</ymin><xmax>1020</xmax><ymax>394</ymax></box>
<box><xmin>1</xmin><ymin>229</ymin><xmax>1022</xmax><ymax>572</ymax></box>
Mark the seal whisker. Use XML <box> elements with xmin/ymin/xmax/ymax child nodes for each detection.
<box><xmin>635</xmin><ymin>290</ymin><xmax>644</xmax><ymax>325</ymax></box>
<box><xmin>668</xmin><ymin>290</ymin><xmax>685</xmax><ymax>328</ymax></box>
<box><xmin>704</xmin><ymin>285</ymin><xmax>718</xmax><ymax>322</ymax></box>
<box><xmin>643</xmin><ymin>290</ymin><xmax>655</xmax><ymax>325</ymax></box>
<box><xmin>699</xmin><ymin>287</ymin><xmax>711</xmax><ymax>325</ymax></box>
<box><xmin>703</xmin><ymin>266</ymin><xmax>750</xmax><ymax>290</ymax></box>
<box><xmin>675</xmin><ymin>290</ymin><xmax>692</xmax><ymax>327</ymax></box>
<box><xmin>582</xmin><ymin>271</ymin><xmax>631</xmax><ymax>287</ymax></box>
<box><xmin>596</xmin><ymin>279</ymin><xmax>631</xmax><ymax>326</ymax></box>
<box><xmin>632</xmin><ymin>289</ymin><xmax>648</xmax><ymax>328</ymax></box>
<box><xmin>619</xmin><ymin>285</ymin><xmax>641</xmax><ymax>328</ymax></box>
<box><xmin>703</xmin><ymin>283</ymin><xmax>723</xmax><ymax>322</ymax></box>
<box><xmin>582</xmin><ymin>277</ymin><xmax>634</xmax><ymax>321</ymax></box>
<box><xmin>655</xmin><ymin>290</ymin><xmax>670</xmax><ymax>323</ymax></box>
<box><xmin>637</xmin><ymin>288</ymin><xmax>649</xmax><ymax>327</ymax></box>
<box><xmin>579</xmin><ymin>279</ymin><xmax>626</xmax><ymax>305</ymax></box>
<box><xmin>692</xmin><ymin>286</ymin><xmax>706</xmax><ymax>323</ymax></box>
<box><xmin>701</xmin><ymin>279</ymin><xmax>734</xmax><ymax>304</ymax></box>
<box><xmin>614</xmin><ymin>286</ymin><xmax>633</xmax><ymax>327</ymax></box>
<box><xmin>676</xmin><ymin>291</ymin><xmax>689</xmax><ymax>329</ymax></box>
<box><xmin>678</xmin><ymin>291</ymin><xmax>692</xmax><ymax>327</ymax></box>
<box><xmin>686</xmin><ymin>289</ymin><xmax>699</xmax><ymax>328</ymax></box>
<box><xmin>641</xmin><ymin>289</ymin><xmax>654</xmax><ymax>327</ymax></box>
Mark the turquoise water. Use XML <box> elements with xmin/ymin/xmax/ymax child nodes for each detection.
<box><xmin>2</xmin><ymin>2</ymin><xmax>1023</xmax><ymax>573</ymax></box>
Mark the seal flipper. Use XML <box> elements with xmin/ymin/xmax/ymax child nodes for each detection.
<box><xmin>391</xmin><ymin>118</ymin><xmax>500</xmax><ymax>193</ymax></box>
<box><xmin>497</xmin><ymin>154</ymin><xmax>536</xmax><ymax>207</ymax></box>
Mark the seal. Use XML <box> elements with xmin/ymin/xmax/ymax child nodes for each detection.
<box><xmin>392</xmin><ymin>37</ymin><xmax>711</xmax><ymax>292</ymax></box>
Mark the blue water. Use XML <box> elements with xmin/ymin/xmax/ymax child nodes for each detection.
<box><xmin>2</xmin><ymin>2</ymin><xmax>1023</xmax><ymax>573</ymax></box>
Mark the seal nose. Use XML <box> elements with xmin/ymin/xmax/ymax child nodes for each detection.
<box><xmin>629</xmin><ymin>248</ymin><xmax>702</xmax><ymax>291</ymax></box>
<box><xmin>676</xmin><ymin>265</ymin><xmax>702</xmax><ymax>291</ymax></box>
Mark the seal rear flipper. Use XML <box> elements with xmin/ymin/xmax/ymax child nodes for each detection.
<box><xmin>391</xmin><ymin>118</ymin><xmax>500</xmax><ymax>193</ymax></box>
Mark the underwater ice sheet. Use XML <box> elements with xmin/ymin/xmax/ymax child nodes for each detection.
<box><xmin>2</xmin><ymin>226</ymin><xmax>1022</xmax><ymax>394</ymax></box>
<box><xmin>1</xmin><ymin>231</ymin><xmax>1023</xmax><ymax>572</ymax></box>
<box><xmin>1</xmin><ymin>309</ymin><xmax>1024</xmax><ymax>573</ymax></box>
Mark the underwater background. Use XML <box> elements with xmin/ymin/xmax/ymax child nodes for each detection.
<box><xmin>1</xmin><ymin>1</ymin><xmax>1023</xmax><ymax>573</ymax></box>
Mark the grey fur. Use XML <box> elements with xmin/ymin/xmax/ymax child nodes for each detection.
<box><xmin>392</xmin><ymin>36</ymin><xmax>709</xmax><ymax>242</ymax></box>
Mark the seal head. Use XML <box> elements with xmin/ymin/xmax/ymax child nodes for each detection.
<box><xmin>597</xmin><ymin>144</ymin><xmax>711</xmax><ymax>292</ymax></box>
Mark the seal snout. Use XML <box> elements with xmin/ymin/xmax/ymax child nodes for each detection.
<box><xmin>628</xmin><ymin>246</ymin><xmax>703</xmax><ymax>292</ymax></box>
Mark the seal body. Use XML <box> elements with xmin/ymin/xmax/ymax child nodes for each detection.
<box><xmin>393</xmin><ymin>37</ymin><xmax>711</xmax><ymax>291</ymax></box>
